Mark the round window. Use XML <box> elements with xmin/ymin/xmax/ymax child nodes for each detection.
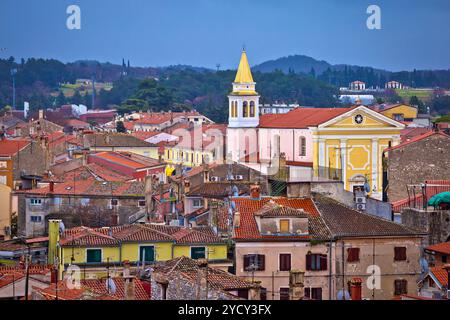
<box><xmin>354</xmin><ymin>114</ymin><xmax>364</xmax><ymax>124</ymax></box>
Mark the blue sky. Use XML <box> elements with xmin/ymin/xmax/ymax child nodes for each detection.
<box><xmin>1</xmin><ymin>0</ymin><xmax>449</xmax><ymax>71</ymax></box>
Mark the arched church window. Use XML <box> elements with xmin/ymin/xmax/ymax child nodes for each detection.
<box><xmin>243</xmin><ymin>101</ymin><xmax>248</xmax><ymax>117</ymax></box>
<box><xmin>273</xmin><ymin>134</ymin><xmax>281</xmax><ymax>157</ymax></box>
<box><xmin>250</xmin><ymin>101</ymin><xmax>255</xmax><ymax>117</ymax></box>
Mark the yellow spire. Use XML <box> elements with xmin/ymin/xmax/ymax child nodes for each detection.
<box><xmin>234</xmin><ymin>50</ymin><xmax>254</xmax><ymax>83</ymax></box>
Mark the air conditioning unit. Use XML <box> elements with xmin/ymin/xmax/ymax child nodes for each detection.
<box><xmin>355</xmin><ymin>196</ymin><xmax>366</xmax><ymax>204</ymax></box>
<box><xmin>356</xmin><ymin>203</ymin><xmax>366</xmax><ymax>211</ymax></box>
<box><xmin>210</xmin><ymin>176</ymin><xmax>220</xmax><ymax>182</ymax></box>
<box><xmin>235</xmin><ymin>175</ymin><xmax>244</xmax><ymax>180</ymax></box>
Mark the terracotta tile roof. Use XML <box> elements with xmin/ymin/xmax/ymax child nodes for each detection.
<box><xmin>385</xmin><ymin>131</ymin><xmax>450</xmax><ymax>152</ymax></box>
<box><xmin>22</xmin><ymin>179</ymin><xmax>144</xmax><ymax>197</ymax></box>
<box><xmin>60</xmin><ymin>228</ymin><xmax>119</xmax><ymax>247</ymax></box>
<box><xmin>84</xmin><ymin>133</ymin><xmax>156</xmax><ymax>147</ymax></box>
<box><xmin>232</xmin><ymin>197</ymin><xmax>324</xmax><ymax>241</ymax></box>
<box><xmin>0</xmin><ymin>273</ymin><xmax>25</xmax><ymax>289</ymax></box>
<box><xmin>429</xmin><ymin>266</ymin><xmax>449</xmax><ymax>288</ymax></box>
<box><xmin>59</xmin><ymin>224</ymin><xmax>223</xmax><ymax>246</ymax></box>
<box><xmin>186</xmin><ymin>182</ymin><xmax>258</xmax><ymax>198</ymax></box>
<box><xmin>314</xmin><ymin>197</ymin><xmax>424</xmax><ymax>238</ymax></box>
<box><xmin>81</xmin><ymin>277</ymin><xmax>149</xmax><ymax>300</ymax></box>
<box><xmin>400</xmin><ymin>127</ymin><xmax>431</xmax><ymax>143</ymax></box>
<box><xmin>152</xmin><ymin>256</ymin><xmax>253</xmax><ymax>291</ymax></box>
<box><xmin>89</xmin><ymin>151</ymin><xmax>161</xmax><ymax>169</ymax></box>
<box><xmin>130</xmin><ymin>131</ymin><xmax>160</xmax><ymax>141</ymax></box>
<box><xmin>34</xmin><ymin>282</ymin><xmax>119</xmax><ymax>300</ymax></box>
<box><xmin>426</xmin><ymin>242</ymin><xmax>450</xmax><ymax>256</ymax></box>
<box><xmin>0</xmin><ymin>139</ymin><xmax>29</xmax><ymax>157</ymax></box>
<box><xmin>0</xmin><ymin>265</ymin><xmax>52</xmax><ymax>288</ymax></box>
<box><xmin>172</xmin><ymin>228</ymin><xmax>224</xmax><ymax>244</ymax></box>
<box><xmin>258</xmin><ymin>107</ymin><xmax>351</xmax><ymax>128</ymax></box>
<box><xmin>113</xmin><ymin>224</ymin><xmax>174</xmax><ymax>242</ymax></box>
<box><xmin>255</xmin><ymin>200</ymin><xmax>309</xmax><ymax>218</ymax></box>
<box><xmin>132</xmin><ymin>111</ymin><xmax>201</xmax><ymax>126</ymax></box>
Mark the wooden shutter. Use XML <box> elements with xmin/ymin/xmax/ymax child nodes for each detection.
<box><xmin>394</xmin><ymin>247</ymin><xmax>407</xmax><ymax>261</ymax></box>
<box><xmin>280</xmin><ymin>219</ymin><xmax>290</xmax><ymax>233</ymax></box>
<box><xmin>320</xmin><ymin>254</ymin><xmax>328</xmax><ymax>271</ymax></box>
<box><xmin>280</xmin><ymin>254</ymin><xmax>291</xmax><ymax>271</ymax></box>
<box><xmin>347</xmin><ymin>248</ymin><xmax>360</xmax><ymax>262</ymax></box>
<box><xmin>258</xmin><ymin>254</ymin><xmax>265</xmax><ymax>271</ymax></box>
<box><xmin>243</xmin><ymin>255</ymin><xmax>250</xmax><ymax>271</ymax></box>
<box><xmin>306</xmin><ymin>253</ymin><xmax>312</xmax><ymax>271</ymax></box>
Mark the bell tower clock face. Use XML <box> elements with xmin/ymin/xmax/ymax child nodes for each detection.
<box><xmin>354</xmin><ymin>114</ymin><xmax>364</xmax><ymax>124</ymax></box>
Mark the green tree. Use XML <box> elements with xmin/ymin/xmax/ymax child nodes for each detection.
<box><xmin>55</xmin><ymin>91</ymin><xmax>67</xmax><ymax>106</ymax></box>
<box><xmin>71</xmin><ymin>90</ymin><xmax>83</xmax><ymax>105</ymax></box>
<box><xmin>409</xmin><ymin>96</ymin><xmax>426</xmax><ymax>113</ymax></box>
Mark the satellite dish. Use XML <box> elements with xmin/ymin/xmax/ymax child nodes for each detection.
<box><xmin>337</xmin><ymin>289</ymin><xmax>351</xmax><ymax>300</ymax></box>
<box><xmin>230</xmin><ymin>201</ymin><xmax>236</xmax><ymax>210</ymax></box>
<box><xmin>106</xmin><ymin>278</ymin><xmax>117</xmax><ymax>294</ymax></box>
<box><xmin>364</xmin><ymin>182</ymin><xmax>371</xmax><ymax>193</ymax></box>
<box><xmin>232</xmin><ymin>185</ymin><xmax>239</xmax><ymax>197</ymax></box>
<box><xmin>59</xmin><ymin>221</ymin><xmax>65</xmax><ymax>235</ymax></box>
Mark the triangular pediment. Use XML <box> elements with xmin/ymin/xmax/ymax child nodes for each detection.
<box><xmin>318</xmin><ymin>106</ymin><xmax>405</xmax><ymax>129</ymax></box>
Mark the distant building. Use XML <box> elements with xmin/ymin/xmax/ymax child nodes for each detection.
<box><xmin>349</xmin><ymin>81</ymin><xmax>366</xmax><ymax>91</ymax></box>
<box><xmin>385</xmin><ymin>81</ymin><xmax>404</xmax><ymax>89</ymax></box>
<box><xmin>259</xmin><ymin>103</ymin><xmax>297</xmax><ymax>115</ymax></box>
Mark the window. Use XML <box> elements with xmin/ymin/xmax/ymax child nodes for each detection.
<box><xmin>80</xmin><ymin>198</ymin><xmax>90</xmax><ymax>206</ymax></box>
<box><xmin>192</xmin><ymin>199</ymin><xmax>202</xmax><ymax>208</ymax></box>
<box><xmin>279</xmin><ymin>287</ymin><xmax>290</xmax><ymax>300</ymax></box>
<box><xmin>249</xmin><ymin>101</ymin><xmax>255</xmax><ymax>117</ymax></box>
<box><xmin>0</xmin><ymin>175</ymin><xmax>6</xmax><ymax>185</ymax></box>
<box><xmin>243</xmin><ymin>101</ymin><xmax>248</xmax><ymax>117</ymax></box>
<box><xmin>305</xmin><ymin>287</ymin><xmax>323</xmax><ymax>300</ymax></box>
<box><xmin>86</xmin><ymin>249</ymin><xmax>102</xmax><ymax>263</ymax></box>
<box><xmin>394</xmin><ymin>247</ymin><xmax>407</xmax><ymax>261</ymax></box>
<box><xmin>260</xmin><ymin>287</ymin><xmax>267</xmax><ymax>300</ymax></box>
<box><xmin>393</xmin><ymin>114</ymin><xmax>404</xmax><ymax>121</ymax></box>
<box><xmin>394</xmin><ymin>279</ymin><xmax>408</xmax><ymax>295</ymax></box>
<box><xmin>30</xmin><ymin>198</ymin><xmax>42</xmax><ymax>205</ymax></box>
<box><xmin>243</xmin><ymin>254</ymin><xmax>265</xmax><ymax>271</ymax></box>
<box><xmin>30</xmin><ymin>215</ymin><xmax>42</xmax><ymax>223</ymax></box>
<box><xmin>139</xmin><ymin>245</ymin><xmax>155</xmax><ymax>263</ymax></box>
<box><xmin>0</xmin><ymin>161</ymin><xmax>7</xmax><ymax>168</ymax></box>
<box><xmin>191</xmin><ymin>247</ymin><xmax>206</xmax><ymax>259</ymax></box>
<box><xmin>442</xmin><ymin>255</ymin><xmax>448</xmax><ymax>264</ymax></box>
<box><xmin>299</xmin><ymin>136</ymin><xmax>306</xmax><ymax>156</ymax></box>
<box><xmin>347</xmin><ymin>248</ymin><xmax>360</xmax><ymax>263</ymax></box>
<box><xmin>138</xmin><ymin>200</ymin><xmax>146</xmax><ymax>207</ymax></box>
<box><xmin>279</xmin><ymin>254</ymin><xmax>291</xmax><ymax>271</ymax></box>
<box><xmin>306</xmin><ymin>253</ymin><xmax>328</xmax><ymax>271</ymax></box>
<box><xmin>110</xmin><ymin>199</ymin><xmax>118</xmax><ymax>206</ymax></box>
<box><xmin>279</xmin><ymin>219</ymin><xmax>290</xmax><ymax>233</ymax></box>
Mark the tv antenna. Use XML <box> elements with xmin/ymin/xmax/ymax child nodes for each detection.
<box><xmin>216</xmin><ymin>63</ymin><xmax>221</xmax><ymax>72</ymax></box>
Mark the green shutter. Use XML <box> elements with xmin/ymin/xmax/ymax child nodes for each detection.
<box><xmin>191</xmin><ymin>247</ymin><xmax>206</xmax><ymax>259</ymax></box>
<box><xmin>140</xmin><ymin>246</ymin><xmax>155</xmax><ymax>262</ymax></box>
<box><xmin>86</xmin><ymin>249</ymin><xmax>102</xmax><ymax>263</ymax></box>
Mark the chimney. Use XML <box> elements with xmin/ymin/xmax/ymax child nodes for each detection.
<box><xmin>250</xmin><ymin>183</ymin><xmax>261</xmax><ymax>200</ymax></box>
<box><xmin>38</xmin><ymin>109</ymin><xmax>44</xmax><ymax>119</ymax></box>
<box><xmin>289</xmin><ymin>270</ymin><xmax>305</xmax><ymax>300</ymax></box>
<box><xmin>196</xmin><ymin>259</ymin><xmax>208</xmax><ymax>300</ymax></box>
<box><xmin>349</xmin><ymin>278</ymin><xmax>363</xmax><ymax>300</ymax></box>
<box><xmin>203</xmin><ymin>163</ymin><xmax>210</xmax><ymax>183</ymax></box>
<box><xmin>124</xmin><ymin>276</ymin><xmax>136</xmax><ymax>300</ymax></box>
<box><xmin>48</xmin><ymin>219</ymin><xmax>61</xmax><ymax>266</ymax></box>
<box><xmin>233</xmin><ymin>212</ymin><xmax>240</xmax><ymax>228</ymax></box>
<box><xmin>248</xmin><ymin>281</ymin><xmax>261</xmax><ymax>300</ymax></box>
<box><xmin>110</xmin><ymin>213</ymin><xmax>118</xmax><ymax>226</ymax></box>
<box><xmin>183</xmin><ymin>179</ymin><xmax>191</xmax><ymax>194</ymax></box>
<box><xmin>50</xmin><ymin>267</ymin><xmax>58</xmax><ymax>284</ymax></box>
<box><xmin>49</xmin><ymin>181</ymin><xmax>54</xmax><ymax>193</ymax></box>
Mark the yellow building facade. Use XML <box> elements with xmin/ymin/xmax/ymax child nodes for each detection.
<box><xmin>312</xmin><ymin>106</ymin><xmax>404</xmax><ymax>200</ymax></box>
<box><xmin>379</xmin><ymin>104</ymin><xmax>418</xmax><ymax>122</ymax></box>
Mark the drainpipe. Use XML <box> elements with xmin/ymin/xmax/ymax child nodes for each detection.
<box><xmin>328</xmin><ymin>239</ymin><xmax>333</xmax><ymax>300</ymax></box>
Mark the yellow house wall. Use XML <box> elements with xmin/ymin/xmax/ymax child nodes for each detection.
<box><xmin>0</xmin><ymin>184</ymin><xmax>12</xmax><ymax>239</ymax></box>
<box><xmin>173</xmin><ymin>244</ymin><xmax>227</xmax><ymax>260</ymax></box>
<box><xmin>61</xmin><ymin>246</ymin><xmax>121</xmax><ymax>264</ymax></box>
<box><xmin>121</xmin><ymin>242</ymin><xmax>173</xmax><ymax>262</ymax></box>
<box><xmin>381</xmin><ymin>105</ymin><xmax>418</xmax><ymax>120</ymax></box>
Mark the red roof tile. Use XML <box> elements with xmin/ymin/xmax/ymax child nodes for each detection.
<box><xmin>81</xmin><ymin>277</ymin><xmax>149</xmax><ymax>300</ymax></box>
<box><xmin>385</xmin><ymin>131</ymin><xmax>450</xmax><ymax>152</ymax></box>
<box><xmin>0</xmin><ymin>139</ymin><xmax>29</xmax><ymax>157</ymax></box>
<box><xmin>426</xmin><ymin>242</ymin><xmax>450</xmax><ymax>256</ymax></box>
<box><xmin>258</xmin><ymin>107</ymin><xmax>351</xmax><ymax>128</ymax></box>
<box><xmin>429</xmin><ymin>266</ymin><xmax>449</xmax><ymax>287</ymax></box>
<box><xmin>232</xmin><ymin>197</ymin><xmax>320</xmax><ymax>240</ymax></box>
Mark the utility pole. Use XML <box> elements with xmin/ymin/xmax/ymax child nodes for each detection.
<box><xmin>91</xmin><ymin>75</ymin><xmax>95</xmax><ymax>108</ymax></box>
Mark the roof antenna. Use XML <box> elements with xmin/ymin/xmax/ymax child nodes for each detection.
<box><xmin>242</xmin><ymin>43</ymin><xmax>246</xmax><ymax>52</ymax></box>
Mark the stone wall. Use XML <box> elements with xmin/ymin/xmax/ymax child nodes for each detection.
<box><xmin>386</xmin><ymin>133</ymin><xmax>450</xmax><ymax>202</ymax></box>
<box><xmin>401</xmin><ymin>208</ymin><xmax>450</xmax><ymax>248</ymax></box>
<box><xmin>151</xmin><ymin>271</ymin><xmax>240</xmax><ymax>300</ymax></box>
<box><xmin>12</xmin><ymin>141</ymin><xmax>47</xmax><ymax>181</ymax></box>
